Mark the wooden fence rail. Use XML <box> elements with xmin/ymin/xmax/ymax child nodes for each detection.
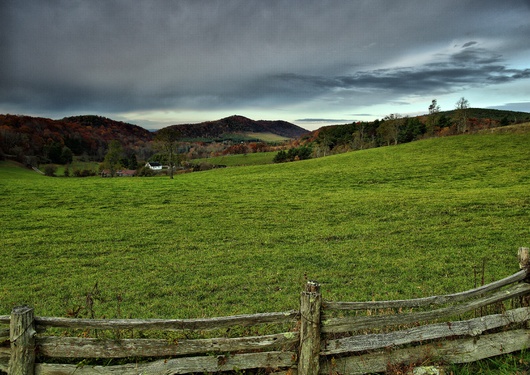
<box><xmin>0</xmin><ymin>310</ymin><xmax>300</xmax><ymax>375</ymax></box>
<box><xmin>1</xmin><ymin>247</ymin><xmax>529</xmax><ymax>375</ymax></box>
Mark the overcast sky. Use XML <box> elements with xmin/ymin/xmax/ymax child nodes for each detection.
<box><xmin>2</xmin><ymin>1</ymin><xmax>530</xmax><ymax>130</ymax></box>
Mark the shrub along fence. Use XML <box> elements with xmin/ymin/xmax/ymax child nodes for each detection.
<box><xmin>1</xmin><ymin>247</ymin><xmax>530</xmax><ymax>375</ymax></box>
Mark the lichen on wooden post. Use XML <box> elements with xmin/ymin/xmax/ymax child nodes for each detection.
<box><xmin>518</xmin><ymin>247</ymin><xmax>529</xmax><ymax>270</ymax></box>
<box><xmin>9</xmin><ymin>306</ymin><xmax>36</xmax><ymax>375</ymax></box>
<box><xmin>298</xmin><ymin>281</ymin><xmax>322</xmax><ymax>375</ymax></box>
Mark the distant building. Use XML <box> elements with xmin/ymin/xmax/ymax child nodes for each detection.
<box><xmin>117</xmin><ymin>169</ymin><xmax>137</xmax><ymax>177</ymax></box>
<box><xmin>145</xmin><ymin>162</ymin><xmax>162</xmax><ymax>170</ymax></box>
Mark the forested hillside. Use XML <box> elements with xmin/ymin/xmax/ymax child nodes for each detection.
<box><xmin>2</xmin><ymin>108</ymin><xmax>529</xmax><ymax>168</ymax></box>
<box><xmin>0</xmin><ymin>115</ymin><xmax>153</xmax><ymax>165</ymax></box>
<box><xmin>168</xmin><ymin>115</ymin><xmax>308</xmax><ymax>140</ymax></box>
<box><xmin>306</xmin><ymin>108</ymin><xmax>530</xmax><ymax>157</ymax></box>
<box><xmin>0</xmin><ymin>114</ymin><xmax>307</xmax><ymax>166</ymax></box>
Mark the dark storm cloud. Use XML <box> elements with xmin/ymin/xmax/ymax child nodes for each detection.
<box><xmin>1</xmin><ymin>0</ymin><xmax>530</xmax><ymax>120</ymax></box>
<box><xmin>461</xmin><ymin>41</ymin><xmax>478</xmax><ymax>48</ymax></box>
<box><xmin>448</xmin><ymin>47</ymin><xmax>503</xmax><ymax>66</ymax></box>
<box><xmin>257</xmin><ymin>44</ymin><xmax>530</xmax><ymax>100</ymax></box>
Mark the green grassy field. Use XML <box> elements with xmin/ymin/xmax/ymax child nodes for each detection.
<box><xmin>193</xmin><ymin>151</ymin><xmax>277</xmax><ymax>166</ymax></box>
<box><xmin>243</xmin><ymin>132</ymin><xmax>290</xmax><ymax>142</ymax></box>
<box><xmin>1</xmin><ymin>128</ymin><xmax>529</xmax><ymax>324</ymax></box>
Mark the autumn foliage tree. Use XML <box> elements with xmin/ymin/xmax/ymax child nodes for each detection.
<box><xmin>0</xmin><ymin>114</ymin><xmax>153</xmax><ymax>164</ymax></box>
<box><xmin>155</xmin><ymin>127</ymin><xmax>181</xmax><ymax>179</ymax></box>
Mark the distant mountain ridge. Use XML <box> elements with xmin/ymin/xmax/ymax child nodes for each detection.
<box><xmin>3</xmin><ymin>108</ymin><xmax>528</xmax><ymax>166</ymax></box>
<box><xmin>0</xmin><ymin>113</ymin><xmax>308</xmax><ymax>164</ymax></box>
<box><xmin>62</xmin><ymin>115</ymin><xmax>153</xmax><ymax>140</ymax></box>
<box><xmin>166</xmin><ymin>115</ymin><xmax>309</xmax><ymax>139</ymax></box>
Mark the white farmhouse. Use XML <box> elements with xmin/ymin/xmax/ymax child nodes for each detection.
<box><xmin>145</xmin><ymin>162</ymin><xmax>163</xmax><ymax>170</ymax></box>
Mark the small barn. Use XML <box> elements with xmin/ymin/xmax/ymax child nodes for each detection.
<box><xmin>117</xmin><ymin>169</ymin><xmax>137</xmax><ymax>177</ymax></box>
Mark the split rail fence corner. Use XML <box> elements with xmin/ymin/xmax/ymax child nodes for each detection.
<box><xmin>1</xmin><ymin>247</ymin><xmax>530</xmax><ymax>375</ymax></box>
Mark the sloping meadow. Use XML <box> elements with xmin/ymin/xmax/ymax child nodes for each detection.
<box><xmin>1</xmin><ymin>129</ymin><xmax>529</xmax><ymax>319</ymax></box>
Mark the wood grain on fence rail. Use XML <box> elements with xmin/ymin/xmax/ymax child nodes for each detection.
<box><xmin>324</xmin><ymin>269</ymin><xmax>527</xmax><ymax>310</ymax></box>
<box><xmin>322</xmin><ymin>306</ymin><xmax>530</xmax><ymax>355</ymax></box>
<box><xmin>0</xmin><ymin>328</ymin><xmax>9</xmax><ymax>342</ymax></box>
<box><xmin>35</xmin><ymin>310</ymin><xmax>298</xmax><ymax>331</ymax></box>
<box><xmin>2</xmin><ymin>309</ymin><xmax>299</xmax><ymax>375</ymax></box>
<box><xmin>322</xmin><ymin>282</ymin><xmax>530</xmax><ymax>333</ymax></box>
<box><xmin>35</xmin><ymin>351</ymin><xmax>296</xmax><ymax>375</ymax></box>
<box><xmin>39</xmin><ymin>332</ymin><xmax>299</xmax><ymax>358</ymax></box>
<box><xmin>321</xmin><ymin>329</ymin><xmax>530</xmax><ymax>375</ymax></box>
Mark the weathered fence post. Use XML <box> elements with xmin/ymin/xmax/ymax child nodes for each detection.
<box><xmin>519</xmin><ymin>247</ymin><xmax>530</xmax><ymax>295</ymax></box>
<box><xmin>518</xmin><ymin>247</ymin><xmax>529</xmax><ymax>270</ymax></box>
<box><xmin>298</xmin><ymin>281</ymin><xmax>322</xmax><ymax>375</ymax></box>
<box><xmin>9</xmin><ymin>306</ymin><xmax>36</xmax><ymax>375</ymax></box>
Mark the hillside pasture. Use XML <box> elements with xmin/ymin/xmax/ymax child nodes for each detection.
<box><xmin>1</xmin><ymin>128</ymin><xmax>529</xmax><ymax>321</ymax></box>
<box><xmin>242</xmin><ymin>132</ymin><xmax>291</xmax><ymax>142</ymax></box>
<box><xmin>194</xmin><ymin>151</ymin><xmax>277</xmax><ymax>166</ymax></box>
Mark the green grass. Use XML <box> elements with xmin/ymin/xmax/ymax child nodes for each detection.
<box><xmin>243</xmin><ymin>132</ymin><xmax>290</xmax><ymax>142</ymax></box>
<box><xmin>193</xmin><ymin>151</ymin><xmax>277</xmax><ymax>166</ymax></box>
<box><xmin>1</xmin><ymin>128</ymin><xmax>529</xmax><ymax>324</ymax></box>
<box><xmin>37</xmin><ymin>160</ymin><xmax>100</xmax><ymax>177</ymax></box>
<box><xmin>448</xmin><ymin>350</ymin><xmax>530</xmax><ymax>374</ymax></box>
<box><xmin>0</xmin><ymin>161</ymin><xmax>44</xmax><ymax>180</ymax></box>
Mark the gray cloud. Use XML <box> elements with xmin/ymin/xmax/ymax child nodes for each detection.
<box><xmin>255</xmin><ymin>45</ymin><xmax>530</xmax><ymax>102</ymax></box>
<box><xmin>1</xmin><ymin>0</ymin><xmax>530</xmax><ymax>123</ymax></box>
<box><xmin>461</xmin><ymin>41</ymin><xmax>478</xmax><ymax>48</ymax></box>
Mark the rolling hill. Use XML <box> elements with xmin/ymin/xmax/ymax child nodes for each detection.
<box><xmin>165</xmin><ymin>115</ymin><xmax>309</xmax><ymax>141</ymax></box>
<box><xmin>436</xmin><ymin>107</ymin><xmax>530</xmax><ymax>123</ymax></box>
<box><xmin>0</xmin><ymin>114</ymin><xmax>308</xmax><ymax>164</ymax></box>
<box><xmin>2</xmin><ymin>108</ymin><xmax>529</xmax><ymax>167</ymax></box>
<box><xmin>0</xmin><ymin>114</ymin><xmax>154</xmax><ymax>163</ymax></box>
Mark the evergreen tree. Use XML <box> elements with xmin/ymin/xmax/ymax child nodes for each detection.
<box><xmin>273</xmin><ymin>150</ymin><xmax>288</xmax><ymax>163</ymax></box>
<box><xmin>128</xmin><ymin>153</ymin><xmax>138</xmax><ymax>170</ymax></box>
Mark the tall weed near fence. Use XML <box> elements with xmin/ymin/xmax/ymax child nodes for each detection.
<box><xmin>1</xmin><ymin>129</ymin><xmax>530</xmax><ymax>321</ymax></box>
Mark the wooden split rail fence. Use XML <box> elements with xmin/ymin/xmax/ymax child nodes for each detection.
<box><xmin>1</xmin><ymin>247</ymin><xmax>530</xmax><ymax>375</ymax></box>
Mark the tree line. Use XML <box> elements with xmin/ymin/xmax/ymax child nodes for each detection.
<box><xmin>0</xmin><ymin>114</ymin><xmax>154</xmax><ymax>167</ymax></box>
<box><xmin>304</xmin><ymin>98</ymin><xmax>529</xmax><ymax>158</ymax></box>
<box><xmin>3</xmin><ymin>99</ymin><xmax>529</xmax><ymax>175</ymax></box>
